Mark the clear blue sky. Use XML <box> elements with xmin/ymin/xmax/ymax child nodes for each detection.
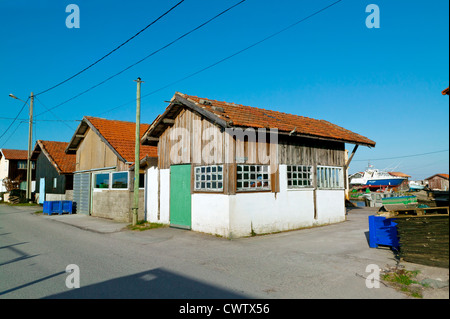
<box><xmin>0</xmin><ymin>0</ymin><xmax>448</xmax><ymax>180</ymax></box>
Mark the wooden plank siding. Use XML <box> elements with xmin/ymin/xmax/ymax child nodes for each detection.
<box><xmin>157</xmin><ymin>107</ymin><xmax>346</xmax><ymax>196</ymax></box>
<box><xmin>277</xmin><ymin>135</ymin><xmax>345</xmax><ymax>167</ymax></box>
<box><xmin>76</xmin><ymin>128</ymin><xmax>128</xmax><ymax>172</ymax></box>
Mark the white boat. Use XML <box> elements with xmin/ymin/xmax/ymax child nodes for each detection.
<box><xmin>350</xmin><ymin>168</ymin><xmax>407</xmax><ymax>188</ymax></box>
<box><xmin>409</xmin><ymin>181</ymin><xmax>426</xmax><ymax>191</ymax></box>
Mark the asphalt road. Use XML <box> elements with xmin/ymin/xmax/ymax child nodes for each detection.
<box><xmin>0</xmin><ymin>203</ymin><xmax>409</xmax><ymax>300</ymax></box>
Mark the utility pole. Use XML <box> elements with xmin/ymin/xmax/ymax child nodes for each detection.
<box><xmin>132</xmin><ymin>78</ymin><xmax>143</xmax><ymax>226</ymax></box>
<box><xmin>27</xmin><ymin>92</ymin><xmax>34</xmax><ymax>202</ymax></box>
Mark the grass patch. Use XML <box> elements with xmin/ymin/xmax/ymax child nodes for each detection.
<box><xmin>127</xmin><ymin>220</ymin><xmax>166</xmax><ymax>231</ymax></box>
<box><xmin>381</xmin><ymin>267</ymin><xmax>425</xmax><ymax>298</ymax></box>
<box><xmin>33</xmin><ymin>211</ymin><xmax>43</xmax><ymax>215</ymax></box>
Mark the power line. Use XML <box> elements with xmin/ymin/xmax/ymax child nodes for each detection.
<box><xmin>98</xmin><ymin>0</ymin><xmax>343</xmax><ymax>116</ymax></box>
<box><xmin>34</xmin><ymin>96</ymin><xmax>78</xmax><ymax>131</ymax></box>
<box><xmin>353</xmin><ymin>150</ymin><xmax>449</xmax><ymax>162</ymax></box>
<box><xmin>34</xmin><ymin>0</ymin><xmax>186</xmax><ymax>97</ymax></box>
<box><xmin>0</xmin><ymin>122</ymin><xmax>24</xmax><ymax>149</ymax></box>
<box><xmin>0</xmin><ymin>97</ymin><xmax>29</xmax><ymax>142</ymax></box>
<box><xmin>36</xmin><ymin>0</ymin><xmax>247</xmax><ymax>117</ymax></box>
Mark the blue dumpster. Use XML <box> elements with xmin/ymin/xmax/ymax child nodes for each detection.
<box><xmin>43</xmin><ymin>201</ymin><xmax>73</xmax><ymax>215</ymax></box>
<box><xmin>368</xmin><ymin>215</ymin><xmax>399</xmax><ymax>249</ymax></box>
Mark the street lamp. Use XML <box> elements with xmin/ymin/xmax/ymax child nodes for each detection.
<box><xmin>9</xmin><ymin>92</ymin><xmax>34</xmax><ymax>202</ymax></box>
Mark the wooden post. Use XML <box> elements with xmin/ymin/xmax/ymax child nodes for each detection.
<box><xmin>132</xmin><ymin>78</ymin><xmax>143</xmax><ymax>226</ymax></box>
<box><xmin>27</xmin><ymin>92</ymin><xmax>34</xmax><ymax>202</ymax></box>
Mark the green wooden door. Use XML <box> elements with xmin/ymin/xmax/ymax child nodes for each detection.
<box><xmin>170</xmin><ymin>165</ymin><xmax>192</xmax><ymax>229</ymax></box>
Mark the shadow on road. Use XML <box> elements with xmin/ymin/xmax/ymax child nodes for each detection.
<box><xmin>45</xmin><ymin>268</ymin><xmax>249</xmax><ymax>299</ymax></box>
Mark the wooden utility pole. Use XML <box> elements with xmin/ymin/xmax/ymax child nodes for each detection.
<box><xmin>132</xmin><ymin>78</ymin><xmax>143</xmax><ymax>226</ymax></box>
<box><xmin>27</xmin><ymin>92</ymin><xmax>34</xmax><ymax>202</ymax></box>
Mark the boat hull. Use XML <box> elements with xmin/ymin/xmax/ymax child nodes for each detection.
<box><xmin>366</xmin><ymin>178</ymin><xmax>405</xmax><ymax>187</ymax></box>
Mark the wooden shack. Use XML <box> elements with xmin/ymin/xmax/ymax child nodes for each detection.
<box><xmin>31</xmin><ymin>140</ymin><xmax>76</xmax><ymax>203</ymax></box>
<box><xmin>141</xmin><ymin>92</ymin><xmax>376</xmax><ymax>238</ymax></box>
<box><xmin>65</xmin><ymin>116</ymin><xmax>157</xmax><ymax>222</ymax></box>
<box><xmin>425</xmin><ymin>174</ymin><xmax>449</xmax><ymax>191</ymax></box>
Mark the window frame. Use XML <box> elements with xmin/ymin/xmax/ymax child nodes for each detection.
<box><xmin>316</xmin><ymin>165</ymin><xmax>344</xmax><ymax>190</ymax></box>
<box><xmin>236</xmin><ymin>164</ymin><xmax>271</xmax><ymax>192</ymax></box>
<box><xmin>93</xmin><ymin>171</ymin><xmax>130</xmax><ymax>190</ymax></box>
<box><xmin>194</xmin><ymin>165</ymin><xmax>224</xmax><ymax>192</ymax></box>
<box><xmin>94</xmin><ymin>172</ymin><xmax>111</xmax><ymax>189</ymax></box>
<box><xmin>111</xmin><ymin>171</ymin><xmax>129</xmax><ymax>190</ymax></box>
<box><xmin>286</xmin><ymin>165</ymin><xmax>314</xmax><ymax>189</ymax></box>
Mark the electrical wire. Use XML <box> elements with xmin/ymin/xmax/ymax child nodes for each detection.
<box><xmin>353</xmin><ymin>150</ymin><xmax>449</xmax><ymax>162</ymax></box>
<box><xmin>35</xmin><ymin>0</ymin><xmax>247</xmax><ymax>117</ymax></box>
<box><xmin>98</xmin><ymin>0</ymin><xmax>343</xmax><ymax>116</ymax></box>
<box><xmin>34</xmin><ymin>96</ymin><xmax>78</xmax><ymax>131</ymax></box>
<box><xmin>34</xmin><ymin>0</ymin><xmax>186</xmax><ymax>97</ymax></box>
<box><xmin>0</xmin><ymin>97</ymin><xmax>29</xmax><ymax>142</ymax></box>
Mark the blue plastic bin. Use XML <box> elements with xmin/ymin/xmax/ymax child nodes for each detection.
<box><xmin>43</xmin><ymin>200</ymin><xmax>73</xmax><ymax>215</ymax></box>
<box><xmin>368</xmin><ymin>215</ymin><xmax>399</xmax><ymax>249</ymax></box>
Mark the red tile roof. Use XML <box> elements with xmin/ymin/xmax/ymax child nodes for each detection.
<box><xmin>37</xmin><ymin>141</ymin><xmax>76</xmax><ymax>174</ymax></box>
<box><xmin>175</xmin><ymin>93</ymin><xmax>376</xmax><ymax>147</ymax></box>
<box><xmin>85</xmin><ymin>116</ymin><xmax>157</xmax><ymax>163</ymax></box>
<box><xmin>1</xmin><ymin>149</ymin><xmax>28</xmax><ymax>160</ymax></box>
<box><xmin>389</xmin><ymin>172</ymin><xmax>411</xmax><ymax>178</ymax></box>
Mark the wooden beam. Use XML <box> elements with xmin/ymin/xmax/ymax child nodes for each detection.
<box><xmin>162</xmin><ymin>119</ymin><xmax>175</xmax><ymax>125</ymax></box>
<box><xmin>345</xmin><ymin>145</ymin><xmax>359</xmax><ymax>168</ymax></box>
<box><xmin>173</xmin><ymin>94</ymin><xmax>230</xmax><ymax>129</ymax></box>
<box><xmin>146</xmin><ymin>136</ymin><xmax>159</xmax><ymax>143</ymax></box>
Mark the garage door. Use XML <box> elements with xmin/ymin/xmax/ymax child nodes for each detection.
<box><xmin>73</xmin><ymin>173</ymin><xmax>91</xmax><ymax>215</ymax></box>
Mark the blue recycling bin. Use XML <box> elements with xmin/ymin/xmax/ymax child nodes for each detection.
<box><xmin>368</xmin><ymin>215</ymin><xmax>399</xmax><ymax>249</ymax></box>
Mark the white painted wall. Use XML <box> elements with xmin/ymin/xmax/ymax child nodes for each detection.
<box><xmin>145</xmin><ymin>167</ymin><xmax>170</xmax><ymax>224</ymax></box>
<box><xmin>0</xmin><ymin>157</ymin><xmax>8</xmax><ymax>193</ymax></box>
<box><xmin>315</xmin><ymin>189</ymin><xmax>346</xmax><ymax>225</ymax></box>
<box><xmin>146</xmin><ymin>167</ymin><xmax>159</xmax><ymax>222</ymax></box>
<box><xmin>229</xmin><ymin>165</ymin><xmax>316</xmax><ymax>237</ymax></box>
<box><xmin>191</xmin><ymin>193</ymin><xmax>230</xmax><ymax>237</ymax></box>
<box><xmin>148</xmin><ymin>164</ymin><xmax>346</xmax><ymax>238</ymax></box>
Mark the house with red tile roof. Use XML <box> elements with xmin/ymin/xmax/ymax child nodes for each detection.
<box><xmin>0</xmin><ymin>148</ymin><xmax>36</xmax><ymax>194</ymax></box>
<box><xmin>31</xmin><ymin>140</ymin><xmax>76</xmax><ymax>204</ymax></box>
<box><xmin>65</xmin><ymin>116</ymin><xmax>157</xmax><ymax>222</ymax></box>
<box><xmin>141</xmin><ymin>92</ymin><xmax>376</xmax><ymax>238</ymax></box>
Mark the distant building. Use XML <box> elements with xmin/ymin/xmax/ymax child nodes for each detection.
<box><xmin>31</xmin><ymin>140</ymin><xmax>76</xmax><ymax>204</ymax></box>
<box><xmin>0</xmin><ymin>149</ymin><xmax>36</xmax><ymax>193</ymax></box>
<box><xmin>425</xmin><ymin>174</ymin><xmax>449</xmax><ymax>191</ymax></box>
<box><xmin>389</xmin><ymin>172</ymin><xmax>411</xmax><ymax>190</ymax></box>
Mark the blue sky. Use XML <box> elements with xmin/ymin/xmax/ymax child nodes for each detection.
<box><xmin>0</xmin><ymin>0</ymin><xmax>448</xmax><ymax>180</ymax></box>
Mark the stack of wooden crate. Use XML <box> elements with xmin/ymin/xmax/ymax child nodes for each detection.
<box><xmin>396</xmin><ymin>215</ymin><xmax>449</xmax><ymax>268</ymax></box>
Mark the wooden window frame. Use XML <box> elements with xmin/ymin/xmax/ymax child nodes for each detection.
<box><xmin>287</xmin><ymin>165</ymin><xmax>314</xmax><ymax>189</ymax></box>
<box><xmin>193</xmin><ymin>165</ymin><xmax>224</xmax><ymax>193</ymax></box>
<box><xmin>316</xmin><ymin>165</ymin><xmax>344</xmax><ymax>190</ymax></box>
<box><xmin>236</xmin><ymin>164</ymin><xmax>271</xmax><ymax>192</ymax></box>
